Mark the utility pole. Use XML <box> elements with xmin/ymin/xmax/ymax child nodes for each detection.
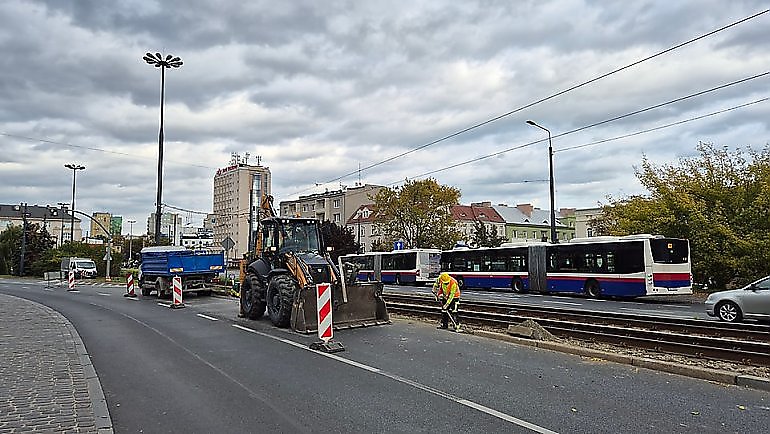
<box><xmin>19</xmin><ymin>203</ymin><xmax>28</xmax><ymax>276</ymax></box>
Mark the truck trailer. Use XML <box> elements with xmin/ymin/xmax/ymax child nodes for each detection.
<box><xmin>138</xmin><ymin>246</ymin><xmax>224</xmax><ymax>297</ymax></box>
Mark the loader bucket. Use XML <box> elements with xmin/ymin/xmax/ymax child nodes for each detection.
<box><xmin>290</xmin><ymin>281</ymin><xmax>390</xmax><ymax>334</ymax></box>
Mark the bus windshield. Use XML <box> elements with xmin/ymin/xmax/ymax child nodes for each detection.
<box><xmin>650</xmin><ymin>239</ymin><xmax>689</xmax><ymax>264</ymax></box>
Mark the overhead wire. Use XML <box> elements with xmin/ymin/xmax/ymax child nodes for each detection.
<box><xmin>288</xmin><ymin>8</ymin><xmax>769</xmax><ymax>196</ymax></box>
<box><xmin>383</xmin><ymin>71</ymin><xmax>769</xmax><ymax>185</ymax></box>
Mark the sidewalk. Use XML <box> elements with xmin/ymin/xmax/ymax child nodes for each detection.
<box><xmin>0</xmin><ymin>293</ymin><xmax>113</xmax><ymax>433</ymax></box>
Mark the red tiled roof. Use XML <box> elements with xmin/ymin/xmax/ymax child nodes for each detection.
<box><xmin>450</xmin><ymin>204</ymin><xmax>505</xmax><ymax>223</ymax></box>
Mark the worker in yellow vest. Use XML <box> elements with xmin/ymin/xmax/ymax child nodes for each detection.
<box><xmin>432</xmin><ymin>272</ymin><xmax>461</xmax><ymax>331</ymax></box>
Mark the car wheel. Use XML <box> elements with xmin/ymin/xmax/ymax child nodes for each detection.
<box><xmin>716</xmin><ymin>301</ymin><xmax>742</xmax><ymax>322</ymax></box>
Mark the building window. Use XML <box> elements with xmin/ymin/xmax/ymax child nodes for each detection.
<box><xmin>333</xmin><ymin>213</ymin><xmax>340</xmax><ymax>222</ymax></box>
<box><xmin>302</xmin><ymin>204</ymin><xmax>308</xmax><ymax>212</ymax></box>
<box><xmin>587</xmin><ymin>228</ymin><xmax>593</xmax><ymax>237</ymax></box>
<box><xmin>333</xmin><ymin>199</ymin><xmax>340</xmax><ymax>209</ymax></box>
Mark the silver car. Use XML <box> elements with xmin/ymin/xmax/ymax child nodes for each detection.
<box><xmin>705</xmin><ymin>275</ymin><xmax>770</xmax><ymax>322</ymax></box>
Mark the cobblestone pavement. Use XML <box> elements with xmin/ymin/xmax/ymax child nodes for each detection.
<box><xmin>0</xmin><ymin>293</ymin><xmax>112</xmax><ymax>433</ymax></box>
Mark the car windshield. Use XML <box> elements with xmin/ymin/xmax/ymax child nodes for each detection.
<box><xmin>280</xmin><ymin>222</ymin><xmax>320</xmax><ymax>253</ymax></box>
<box><xmin>76</xmin><ymin>261</ymin><xmax>95</xmax><ymax>269</ymax></box>
<box><xmin>748</xmin><ymin>276</ymin><xmax>770</xmax><ymax>290</ymax></box>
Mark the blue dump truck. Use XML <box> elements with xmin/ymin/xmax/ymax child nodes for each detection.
<box><xmin>138</xmin><ymin>246</ymin><xmax>224</xmax><ymax>297</ymax></box>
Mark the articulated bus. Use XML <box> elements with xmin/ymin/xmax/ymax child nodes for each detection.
<box><xmin>340</xmin><ymin>249</ymin><xmax>442</xmax><ymax>285</ymax></box>
<box><xmin>440</xmin><ymin>235</ymin><xmax>692</xmax><ymax>297</ymax></box>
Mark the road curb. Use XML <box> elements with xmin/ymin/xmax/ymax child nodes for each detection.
<box><xmin>473</xmin><ymin>330</ymin><xmax>770</xmax><ymax>392</ymax></box>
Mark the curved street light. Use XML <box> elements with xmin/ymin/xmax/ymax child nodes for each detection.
<box><xmin>143</xmin><ymin>52</ymin><xmax>183</xmax><ymax>243</ymax></box>
<box><xmin>525</xmin><ymin>120</ymin><xmax>557</xmax><ymax>243</ymax></box>
<box><xmin>64</xmin><ymin>163</ymin><xmax>85</xmax><ymax>242</ymax></box>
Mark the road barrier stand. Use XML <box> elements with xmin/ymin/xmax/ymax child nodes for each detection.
<box><xmin>67</xmin><ymin>270</ymin><xmax>76</xmax><ymax>291</ymax></box>
<box><xmin>124</xmin><ymin>273</ymin><xmax>137</xmax><ymax>298</ymax></box>
<box><xmin>309</xmin><ymin>283</ymin><xmax>344</xmax><ymax>353</ymax></box>
<box><xmin>170</xmin><ymin>276</ymin><xmax>185</xmax><ymax>309</ymax></box>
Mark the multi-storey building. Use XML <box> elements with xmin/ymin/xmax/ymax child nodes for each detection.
<box><xmin>0</xmin><ymin>204</ymin><xmax>81</xmax><ymax>245</ymax></box>
<box><xmin>493</xmin><ymin>203</ymin><xmax>575</xmax><ymax>242</ymax></box>
<box><xmin>90</xmin><ymin>212</ymin><xmax>112</xmax><ymax>239</ymax></box>
<box><xmin>212</xmin><ymin>158</ymin><xmax>271</xmax><ymax>260</ymax></box>
<box><xmin>279</xmin><ymin>184</ymin><xmax>383</xmax><ymax>226</ymax></box>
<box><xmin>147</xmin><ymin>212</ymin><xmax>182</xmax><ymax>245</ymax></box>
<box><xmin>110</xmin><ymin>215</ymin><xmax>123</xmax><ymax>237</ymax></box>
<box><xmin>451</xmin><ymin>202</ymin><xmax>507</xmax><ymax>245</ymax></box>
<box><xmin>574</xmin><ymin>207</ymin><xmax>604</xmax><ymax>238</ymax></box>
<box><xmin>345</xmin><ymin>204</ymin><xmax>381</xmax><ymax>253</ymax></box>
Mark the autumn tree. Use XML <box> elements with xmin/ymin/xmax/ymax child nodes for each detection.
<box><xmin>593</xmin><ymin>142</ymin><xmax>770</xmax><ymax>289</ymax></box>
<box><xmin>372</xmin><ymin>178</ymin><xmax>462</xmax><ymax>250</ymax></box>
<box><xmin>471</xmin><ymin>221</ymin><xmax>507</xmax><ymax>248</ymax></box>
<box><xmin>319</xmin><ymin>220</ymin><xmax>359</xmax><ymax>261</ymax></box>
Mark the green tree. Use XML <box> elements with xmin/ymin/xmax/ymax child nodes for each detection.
<box><xmin>372</xmin><ymin>178</ymin><xmax>462</xmax><ymax>250</ymax></box>
<box><xmin>593</xmin><ymin>143</ymin><xmax>770</xmax><ymax>289</ymax></box>
<box><xmin>471</xmin><ymin>221</ymin><xmax>507</xmax><ymax>247</ymax></box>
<box><xmin>319</xmin><ymin>220</ymin><xmax>359</xmax><ymax>261</ymax></box>
<box><xmin>0</xmin><ymin>223</ymin><xmax>56</xmax><ymax>276</ymax></box>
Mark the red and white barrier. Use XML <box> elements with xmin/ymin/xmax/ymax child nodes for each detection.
<box><xmin>67</xmin><ymin>270</ymin><xmax>75</xmax><ymax>291</ymax></box>
<box><xmin>170</xmin><ymin>276</ymin><xmax>185</xmax><ymax>309</ymax></box>
<box><xmin>124</xmin><ymin>273</ymin><xmax>137</xmax><ymax>298</ymax></box>
<box><xmin>316</xmin><ymin>283</ymin><xmax>333</xmax><ymax>342</ymax></box>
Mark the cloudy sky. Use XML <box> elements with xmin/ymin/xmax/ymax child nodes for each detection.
<box><xmin>1</xmin><ymin>0</ymin><xmax>768</xmax><ymax>235</ymax></box>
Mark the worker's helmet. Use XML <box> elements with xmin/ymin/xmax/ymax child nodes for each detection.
<box><xmin>439</xmin><ymin>273</ymin><xmax>451</xmax><ymax>284</ymax></box>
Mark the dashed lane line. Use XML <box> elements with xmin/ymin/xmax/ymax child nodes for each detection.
<box><xmin>196</xmin><ymin>313</ymin><xmax>219</xmax><ymax>321</ymax></box>
<box><xmin>231</xmin><ymin>323</ymin><xmax>557</xmax><ymax>434</ymax></box>
<box><xmin>97</xmin><ymin>293</ymin><xmax>111</xmax><ymax>296</ymax></box>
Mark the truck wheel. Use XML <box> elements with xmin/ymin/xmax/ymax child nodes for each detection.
<box><xmin>267</xmin><ymin>274</ymin><xmax>295</xmax><ymax>328</ymax></box>
<box><xmin>141</xmin><ymin>286</ymin><xmax>151</xmax><ymax>296</ymax></box>
<box><xmin>240</xmin><ymin>275</ymin><xmax>266</xmax><ymax>320</ymax></box>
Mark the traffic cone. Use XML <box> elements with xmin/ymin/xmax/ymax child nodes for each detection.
<box><xmin>124</xmin><ymin>273</ymin><xmax>137</xmax><ymax>298</ymax></box>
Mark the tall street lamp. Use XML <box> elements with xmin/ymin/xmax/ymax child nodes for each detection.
<box><xmin>57</xmin><ymin>202</ymin><xmax>68</xmax><ymax>246</ymax></box>
<box><xmin>143</xmin><ymin>51</ymin><xmax>183</xmax><ymax>244</ymax></box>
<box><xmin>64</xmin><ymin>163</ymin><xmax>85</xmax><ymax>242</ymax></box>
<box><xmin>526</xmin><ymin>120</ymin><xmax>557</xmax><ymax>243</ymax></box>
<box><xmin>127</xmin><ymin>219</ymin><xmax>136</xmax><ymax>264</ymax></box>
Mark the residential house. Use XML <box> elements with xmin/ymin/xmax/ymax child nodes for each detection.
<box><xmin>493</xmin><ymin>203</ymin><xmax>575</xmax><ymax>242</ymax></box>
<box><xmin>450</xmin><ymin>202</ymin><xmax>506</xmax><ymax>245</ymax></box>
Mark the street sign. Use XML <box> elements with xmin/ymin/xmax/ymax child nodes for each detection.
<box><xmin>221</xmin><ymin>236</ymin><xmax>235</xmax><ymax>251</ymax></box>
<box><xmin>393</xmin><ymin>241</ymin><xmax>404</xmax><ymax>250</ymax></box>
<box><xmin>103</xmin><ymin>252</ymin><xmax>112</xmax><ymax>261</ymax></box>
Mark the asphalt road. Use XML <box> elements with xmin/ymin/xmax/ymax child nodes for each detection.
<box><xmin>384</xmin><ymin>284</ymin><xmax>709</xmax><ymax>320</ymax></box>
<box><xmin>2</xmin><ymin>278</ymin><xmax>768</xmax><ymax>433</ymax></box>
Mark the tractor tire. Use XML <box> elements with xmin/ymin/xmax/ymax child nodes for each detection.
<box><xmin>240</xmin><ymin>274</ymin><xmax>266</xmax><ymax>320</ymax></box>
<box><xmin>267</xmin><ymin>274</ymin><xmax>296</xmax><ymax>328</ymax></box>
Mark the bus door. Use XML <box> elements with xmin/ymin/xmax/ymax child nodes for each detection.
<box><xmin>374</xmin><ymin>253</ymin><xmax>382</xmax><ymax>282</ymax></box>
<box><xmin>528</xmin><ymin>245</ymin><xmax>547</xmax><ymax>293</ymax></box>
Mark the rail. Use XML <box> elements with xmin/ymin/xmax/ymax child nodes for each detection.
<box><xmin>383</xmin><ymin>293</ymin><xmax>770</xmax><ymax>366</ymax></box>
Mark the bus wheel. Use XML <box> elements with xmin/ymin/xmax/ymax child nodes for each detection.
<box><xmin>585</xmin><ymin>280</ymin><xmax>601</xmax><ymax>298</ymax></box>
<box><xmin>511</xmin><ymin>277</ymin><xmax>524</xmax><ymax>293</ymax></box>
<box><xmin>456</xmin><ymin>276</ymin><xmax>465</xmax><ymax>289</ymax></box>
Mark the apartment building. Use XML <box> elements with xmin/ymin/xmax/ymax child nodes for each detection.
<box><xmin>212</xmin><ymin>159</ymin><xmax>271</xmax><ymax>259</ymax></box>
<box><xmin>0</xmin><ymin>203</ymin><xmax>81</xmax><ymax>245</ymax></box>
<box><xmin>279</xmin><ymin>184</ymin><xmax>383</xmax><ymax>226</ymax></box>
<box><xmin>345</xmin><ymin>204</ymin><xmax>380</xmax><ymax>253</ymax></box>
<box><xmin>574</xmin><ymin>207</ymin><xmax>604</xmax><ymax>238</ymax></box>
<box><xmin>451</xmin><ymin>202</ymin><xmax>507</xmax><ymax>244</ymax></box>
<box><xmin>493</xmin><ymin>203</ymin><xmax>575</xmax><ymax>242</ymax></box>
<box><xmin>90</xmin><ymin>212</ymin><xmax>112</xmax><ymax>239</ymax></box>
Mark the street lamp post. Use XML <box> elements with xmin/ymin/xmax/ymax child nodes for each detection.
<box><xmin>64</xmin><ymin>164</ymin><xmax>85</xmax><ymax>243</ymax></box>
<box><xmin>57</xmin><ymin>202</ymin><xmax>68</xmax><ymax>246</ymax></box>
<box><xmin>526</xmin><ymin>120</ymin><xmax>557</xmax><ymax>243</ymax></box>
<box><xmin>127</xmin><ymin>219</ymin><xmax>136</xmax><ymax>264</ymax></box>
<box><xmin>143</xmin><ymin>52</ymin><xmax>183</xmax><ymax>244</ymax></box>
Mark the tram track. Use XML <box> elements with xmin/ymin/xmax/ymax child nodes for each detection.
<box><xmin>383</xmin><ymin>293</ymin><xmax>770</xmax><ymax>367</ymax></box>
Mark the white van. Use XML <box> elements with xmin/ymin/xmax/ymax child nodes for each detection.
<box><xmin>60</xmin><ymin>257</ymin><xmax>98</xmax><ymax>279</ymax></box>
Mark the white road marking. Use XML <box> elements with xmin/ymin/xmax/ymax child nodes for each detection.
<box><xmin>587</xmin><ymin>299</ymin><xmax>607</xmax><ymax>302</ymax></box>
<box><xmin>157</xmin><ymin>302</ymin><xmax>171</xmax><ymax>308</ymax></box>
<box><xmin>542</xmin><ymin>300</ymin><xmax>582</xmax><ymax>306</ymax></box>
<box><xmin>231</xmin><ymin>324</ymin><xmax>557</xmax><ymax>433</ymax></box>
<box><xmin>68</xmin><ymin>290</ymin><xmax>80</xmax><ymax>293</ymax></box>
<box><xmin>43</xmin><ymin>288</ymin><xmax>53</xmax><ymax>292</ymax></box>
<box><xmin>196</xmin><ymin>313</ymin><xmax>219</xmax><ymax>321</ymax></box>
<box><xmin>97</xmin><ymin>293</ymin><xmax>111</xmax><ymax>296</ymax></box>
<box><xmin>125</xmin><ymin>297</ymin><xmax>139</xmax><ymax>301</ymax></box>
